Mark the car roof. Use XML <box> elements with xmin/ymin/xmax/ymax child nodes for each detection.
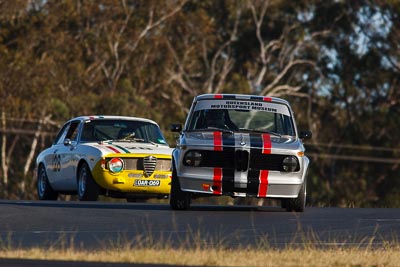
<box><xmin>66</xmin><ymin>115</ymin><xmax>159</xmax><ymax>125</ymax></box>
<box><xmin>194</xmin><ymin>94</ymin><xmax>290</xmax><ymax>105</ymax></box>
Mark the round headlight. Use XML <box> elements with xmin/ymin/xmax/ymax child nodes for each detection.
<box><xmin>184</xmin><ymin>151</ymin><xmax>202</xmax><ymax>167</ymax></box>
<box><xmin>282</xmin><ymin>156</ymin><xmax>299</xmax><ymax>172</ymax></box>
<box><xmin>108</xmin><ymin>158</ymin><xmax>124</xmax><ymax>173</ymax></box>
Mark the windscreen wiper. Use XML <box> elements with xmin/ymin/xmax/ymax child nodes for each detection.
<box><xmin>186</xmin><ymin>128</ymin><xmax>234</xmax><ymax>134</ymax></box>
<box><xmin>239</xmin><ymin>128</ymin><xmax>282</xmax><ymax>137</ymax></box>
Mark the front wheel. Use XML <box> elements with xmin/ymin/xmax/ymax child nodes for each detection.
<box><xmin>77</xmin><ymin>162</ymin><xmax>99</xmax><ymax>201</ymax></box>
<box><xmin>169</xmin><ymin>165</ymin><xmax>191</xmax><ymax>210</ymax></box>
<box><xmin>286</xmin><ymin>181</ymin><xmax>306</xmax><ymax>212</ymax></box>
<box><xmin>37</xmin><ymin>165</ymin><xmax>58</xmax><ymax>200</ymax></box>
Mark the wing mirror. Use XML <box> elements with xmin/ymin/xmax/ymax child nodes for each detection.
<box><xmin>299</xmin><ymin>131</ymin><xmax>312</xmax><ymax>140</ymax></box>
<box><xmin>64</xmin><ymin>138</ymin><xmax>72</xmax><ymax>146</ymax></box>
<box><xmin>170</xmin><ymin>124</ymin><xmax>182</xmax><ymax>132</ymax></box>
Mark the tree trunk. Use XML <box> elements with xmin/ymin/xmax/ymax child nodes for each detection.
<box><xmin>22</xmin><ymin>115</ymin><xmax>50</xmax><ymax>196</ymax></box>
<box><xmin>1</xmin><ymin>111</ymin><xmax>8</xmax><ymax>190</ymax></box>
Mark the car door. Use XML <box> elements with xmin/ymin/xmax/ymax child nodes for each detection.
<box><xmin>56</xmin><ymin>120</ymin><xmax>81</xmax><ymax>191</ymax></box>
<box><xmin>45</xmin><ymin>122</ymin><xmax>70</xmax><ymax>189</ymax></box>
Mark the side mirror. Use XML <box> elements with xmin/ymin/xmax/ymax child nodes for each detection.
<box><xmin>64</xmin><ymin>138</ymin><xmax>72</xmax><ymax>146</ymax></box>
<box><xmin>299</xmin><ymin>131</ymin><xmax>312</xmax><ymax>140</ymax></box>
<box><xmin>170</xmin><ymin>124</ymin><xmax>182</xmax><ymax>132</ymax></box>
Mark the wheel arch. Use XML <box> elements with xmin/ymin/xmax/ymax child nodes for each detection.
<box><xmin>171</xmin><ymin>148</ymin><xmax>181</xmax><ymax>173</ymax></box>
<box><xmin>76</xmin><ymin>158</ymin><xmax>105</xmax><ymax>194</ymax></box>
<box><xmin>37</xmin><ymin>161</ymin><xmax>46</xmax><ymax>174</ymax></box>
<box><xmin>37</xmin><ymin>161</ymin><xmax>58</xmax><ymax>199</ymax></box>
<box><xmin>76</xmin><ymin>159</ymin><xmax>91</xmax><ymax>183</ymax></box>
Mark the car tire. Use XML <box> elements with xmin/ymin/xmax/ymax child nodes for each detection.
<box><xmin>280</xmin><ymin>199</ymin><xmax>287</xmax><ymax>209</ymax></box>
<box><xmin>77</xmin><ymin>162</ymin><xmax>99</xmax><ymax>201</ymax></box>
<box><xmin>286</xmin><ymin>181</ymin><xmax>306</xmax><ymax>212</ymax></box>
<box><xmin>169</xmin><ymin>164</ymin><xmax>191</xmax><ymax>210</ymax></box>
<box><xmin>37</xmin><ymin>165</ymin><xmax>58</xmax><ymax>200</ymax></box>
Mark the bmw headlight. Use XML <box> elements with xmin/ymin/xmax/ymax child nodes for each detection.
<box><xmin>282</xmin><ymin>156</ymin><xmax>299</xmax><ymax>172</ymax></box>
<box><xmin>184</xmin><ymin>151</ymin><xmax>202</xmax><ymax>167</ymax></box>
<box><xmin>108</xmin><ymin>158</ymin><xmax>124</xmax><ymax>173</ymax></box>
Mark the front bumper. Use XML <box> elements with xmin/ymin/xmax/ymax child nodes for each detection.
<box><xmin>92</xmin><ymin>162</ymin><xmax>171</xmax><ymax>194</ymax></box>
<box><xmin>177</xmin><ymin>166</ymin><xmax>305</xmax><ymax>198</ymax></box>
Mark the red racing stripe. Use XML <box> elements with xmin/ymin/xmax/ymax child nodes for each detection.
<box><xmin>262</xmin><ymin>134</ymin><xmax>271</xmax><ymax>154</ymax></box>
<box><xmin>258</xmin><ymin>170</ymin><xmax>269</xmax><ymax>197</ymax></box>
<box><xmin>214</xmin><ymin>94</ymin><xmax>223</xmax><ymax>99</ymax></box>
<box><xmin>213</xmin><ymin>131</ymin><xmax>223</xmax><ymax>151</ymax></box>
<box><xmin>263</xmin><ymin>97</ymin><xmax>272</xmax><ymax>102</ymax></box>
<box><xmin>259</xmin><ymin>134</ymin><xmax>271</xmax><ymax>196</ymax></box>
<box><xmin>213</xmin><ymin>167</ymin><xmax>222</xmax><ymax>195</ymax></box>
<box><xmin>106</xmin><ymin>145</ymin><xmax>121</xmax><ymax>154</ymax></box>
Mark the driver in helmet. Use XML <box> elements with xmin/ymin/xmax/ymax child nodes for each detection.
<box><xmin>204</xmin><ymin>109</ymin><xmax>238</xmax><ymax>130</ymax></box>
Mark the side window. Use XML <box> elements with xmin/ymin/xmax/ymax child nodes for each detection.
<box><xmin>146</xmin><ymin>124</ymin><xmax>160</xmax><ymax>141</ymax></box>
<box><xmin>188</xmin><ymin>110</ymin><xmax>203</xmax><ymax>130</ymax></box>
<box><xmin>66</xmin><ymin>121</ymin><xmax>80</xmax><ymax>141</ymax></box>
<box><xmin>53</xmin><ymin>121</ymin><xmax>80</xmax><ymax>145</ymax></box>
<box><xmin>275</xmin><ymin>114</ymin><xmax>295</xmax><ymax>136</ymax></box>
<box><xmin>275</xmin><ymin>114</ymin><xmax>284</xmax><ymax>134</ymax></box>
<box><xmin>284</xmin><ymin>116</ymin><xmax>295</xmax><ymax>136</ymax></box>
<box><xmin>54</xmin><ymin>124</ymin><xmax>70</xmax><ymax>145</ymax></box>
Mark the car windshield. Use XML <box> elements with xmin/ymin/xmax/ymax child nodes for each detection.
<box><xmin>186</xmin><ymin>99</ymin><xmax>295</xmax><ymax>136</ymax></box>
<box><xmin>80</xmin><ymin>119</ymin><xmax>168</xmax><ymax>145</ymax></box>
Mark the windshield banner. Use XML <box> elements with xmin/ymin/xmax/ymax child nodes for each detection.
<box><xmin>194</xmin><ymin>100</ymin><xmax>290</xmax><ymax>116</ymax></box>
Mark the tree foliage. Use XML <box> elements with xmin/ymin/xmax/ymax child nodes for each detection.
<box><xmin>0</xmin><ymin>0</ymin><xmax>399</xmax><ymax>206</ymax></box>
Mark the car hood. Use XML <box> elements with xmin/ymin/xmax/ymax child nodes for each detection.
<box><xmin>181</xmin><ymin>131</ymin><xmax>303</xmax><ymax>151</ymax></box>
<box><xmin>84</xmin><ymin>141</ymin><xmax>173</xmax><ymax>156</ymax></box>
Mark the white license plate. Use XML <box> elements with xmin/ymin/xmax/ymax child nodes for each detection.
<box><xmin>134</xmin><ymin>180</ymin><xmax>160</xmax><ymax>187</ymax></box>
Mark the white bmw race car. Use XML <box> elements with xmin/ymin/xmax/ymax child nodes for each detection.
<box><xmin>170</xmin><ymin>94</ymin><xmax>312</xmax><ymax>211</ymax></box>
<box><xmin>35</xmin><ymin>116</ymin><xmax>173</xmax><ymax>201</ymax></box>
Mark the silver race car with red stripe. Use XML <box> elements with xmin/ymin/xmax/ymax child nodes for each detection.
<box><xmin>35</xmin><ymin>116</ymin><xmax>173</xmax><ymax>202</ymax></box>
<box><xmin>170</xmin><ymin>94</ymin><xmax>312</xmax><ymax>211</ymax></box>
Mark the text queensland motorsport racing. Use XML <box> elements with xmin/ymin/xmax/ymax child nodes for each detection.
<box><xmin>170</xmin><ymin>94</ymin><xmax>312</xmax><ymax>211</ymax></box>
<box><xmin>35</xmin><ymin>116</ymin><xmax>173</xmax><ymax>202</ymax></box>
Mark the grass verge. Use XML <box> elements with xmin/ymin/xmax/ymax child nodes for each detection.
<box><xmin>1</xmin><ymin>220</ymin><xmax>399</xmax><ymax>266</ymax></box>
<box><xmin>1</xmin><ymin>245</ymin><xmax>400</xmax><ymax>266</ymax></box>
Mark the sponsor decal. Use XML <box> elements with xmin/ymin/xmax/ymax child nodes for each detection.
<box><xmin>194</xmin><ymin>99</ymin><xmax>290</xmax><ymax>116</ymax></box>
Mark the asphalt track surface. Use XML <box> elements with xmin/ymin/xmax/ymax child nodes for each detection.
<box><xmin>0</xmin><ymin>200</ymin><xmax>399</xmax><ymax>266</ymax></box>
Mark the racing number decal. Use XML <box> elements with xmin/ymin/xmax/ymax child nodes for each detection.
<box><xmin>52</xmin><ymin>154</ymin><xmax>61</xmax><ymax>172</ymax></box>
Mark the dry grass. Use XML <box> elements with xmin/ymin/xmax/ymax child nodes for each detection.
<box><xmin>1</xmin><ymin>225</ymin><xmax>399</xmax><ymax>266</ymax></box>
<box><xmin>1</xmin><ymin>246</ymin><xmax>400</xmax><ymax>266</ymax></box>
